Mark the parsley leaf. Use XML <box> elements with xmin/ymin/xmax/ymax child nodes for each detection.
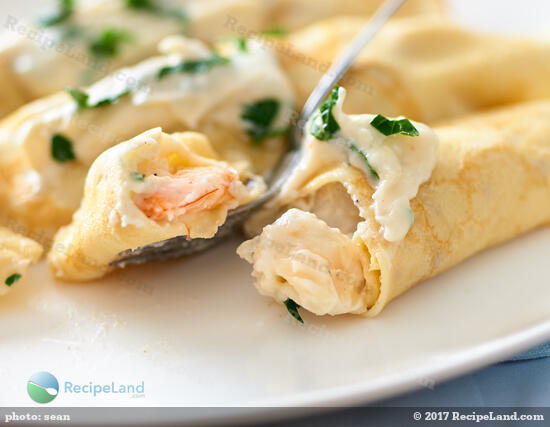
<box><xmin>131</xmin><ymin>171</ymin><xmax>145</xmax><ymax>181</ymax></box>
<box><xmin>51</xmin><ymin>134</ymin><xmax>76</xmax><ymax>162</ymax></box>
<box><xmin>261</xmin><ymin>28</ymin><xmax>288</xmax><ymax>37</ymax></box>
<box><xmin>66</xmin><ymin>87</ymin><xmax>129</xmax><ymax>109</ymax></box>
<box><xmin>125</xmin><ymin>0</ymin><xmax>156</xmax><ymax>9</ymax></box>
<box><xmin>157</xmin><ymin>53</ymin><xmax>230</xmax><ymax>79</ymax></box>
<box><xmin>310</xmin><ymin>86</ymin><xmax>341</xmax><ymax>141</ymax></box>
<box><xmin>284</xmin><ymin>299</ymin><xmax>304</xmax><ymax>324</ymax></box>
<box><xmin>241</xmin><ymin>99</ymin><xmax>287</xmax><ymax>144</ymax></box>
<box><xmin>223</xmin><ymin>37</ymin><xmax>248</xmax><ymax>52</ymax></box>
<box><xmin>39</xmin><ymin>0</ymin><xmax>75</xmax><ymax>27</ymax></box>
<box><xmin>370</xmin><ymin>114</ymin><xmax>419</xmax><ymax>137</ymax></box>
<box><xmin>347</xmin><ymin>142</ymin><xmax>379</xmax><ymax>180</ymax></box>
<box><xmin>89</xmin><ymin>28</ymin><xmax>134</xmax><ymax>59</ymax></box>
<box><xmin>125</xmin><ymin>0</ymin><xmax>188</xmax><ymax>23</ymax></box>
<box><xmin>5</xmin><ymin>273</ymin><xmax>21</xmax><ymax>287</ymax></box>
<box><xmin>66</xmin><ymin>87</ymin><xmax>89</xmax><ymax>109</ymax></box>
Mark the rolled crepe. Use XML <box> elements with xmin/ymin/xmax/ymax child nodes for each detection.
<box><xmin>0</xmin><ymin>0</ymin><xmax>443</xmax><ymax>118</ymax></box>
<box><xmin>239</xmin><ymin>88</ymin><xmax>550</xmax><ymax>317</ymax></box>
<box><xmin>0</xmin><ymin>227</ymin><xmax>43</xmax><ymax>297</ymax></box>
<box><xmin>49</xmin><ymin>128</ymin><xmax>264</xmax><ymax>282</ymax></box>
<box><xmin>262</xmin><ymin>0</ymin><xmax>445</xmax><ymax>32</ymax></box>
<box><xmin>0</xmin><ymin>36</ymin><xmax>293</xmax><ymax>232</ymax></box>
<box><xmin>275</xmin><ymin>15</ymin><xmax>550</xmax><ymax>123</ymax></box>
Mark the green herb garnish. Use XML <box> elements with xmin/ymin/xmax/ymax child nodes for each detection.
<box><xmin>125</xmin><ymin>0</ymin><xmax>188</xmax><ymax>23</ymax></box>
<box><xmin>39</xmin><ymin>0</ymin><xmax>75</xmax><ymax>27</ymax></box>
<box><xmin>66</xmin><ymin>87</ymin><xmax>89</xmax><ymax>108</ymax></box>
<box><xmin>261</xmin><ymin>28</ymin><xmax>288</xmax><ymax>37</ymax></box>
<box><xmin>89</xmin><ymin>28</ymin><xmax>134</xmax><ymax>59</ymax></box>
<box><xmin>241</xmin><ymin>99</ymin><xmax>287</xmax><ymax>144</ymax></box>
<box><xmin>223</xmin><ymin>37</ymin><xmax>248</xmax><ymax>52</ymax></box>
<box><xmin>284</xmin><ymin>299</ymin><xmax>304</xmax><ymax>324</ymax></box>
<box><xmin>347</xmin><ymin>142</ymin><xmax>379</xmax><ymax>180</ymax></box>
<box><xmin>157</xmin><ymin>53</ymin><xmax>230</xmax><ymax>79</ymax></box>
<box><xmin>125</xmin><ymin>0</ymin><xmax>156</xmax><ymax>9</ymax></box>
<box><xmin>51</xmin><ymin>134</ymin><xmax>76</xmax><ymax>162</ymax></box>
<box><xmin>370</xmin><ymin>114</ymin><xmax>419</xmax><ymax>137</ymax></box>
<box><xmin>310</xmin><ymin>86</ymin><xmax>341</xmax><ymax>141</ymax></box>
<box><xmin>131</xmin><ymin>171</ymin><xmax>145</xmax><ymax>181</ymax></box>
<box><xmin>5</xmin><ymin>273</ymin><xmax>21</xmax><ymax>287</ymax></box>
<box><xmin>66</xmin><ymin>87</ymin><xmax>130</xmax><ymax>109</ymax></box>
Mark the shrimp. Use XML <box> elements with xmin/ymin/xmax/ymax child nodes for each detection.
<box><xmin>134</xmin><ymin>166</ymin><xmax>239</xmax><ymax>223</ymax></box>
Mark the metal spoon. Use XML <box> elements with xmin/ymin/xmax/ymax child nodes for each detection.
<box><xmin>111</xmin><ymin>0</ymin><xmax>407</xmax><ymax>267</ymax></box>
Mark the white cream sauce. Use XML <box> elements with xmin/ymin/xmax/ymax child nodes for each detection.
<box><xmin>285</xmin><ymin>87</ymin><xmax>438</xmax><ymax>242</ymax></box>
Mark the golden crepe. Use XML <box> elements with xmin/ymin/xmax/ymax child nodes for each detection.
<box><xmin>276</xmin><ymin>15</ymin><xmax>550</xmax><ymax>123</ymax></box>
<box><xmin>0</xmin><ymin>227</ymin><xmax>43</xmax><ymax>296</ymax></box>
<box><xmin>0</xmin><ymin>0</ymin><xmax>444</xmax><ymax>117</ymax></box>
<box><xmin>0</xmin><ymin>36</ymin><xmax>293</xmax><ymax>233</ymax></box>
<box><xmin>259</xmin><ymin>0</ymin><xmax>445</xmax><ymax>32</ymax></box>
<box><xmin>239</xmin><ymin>87</ymin><xmax>550</xmax><ymax>317</ymax></box>
<box><xmin>49</xmin><ymin>128</ymin><xmax>264</xmax><ymax>282</ymax></box>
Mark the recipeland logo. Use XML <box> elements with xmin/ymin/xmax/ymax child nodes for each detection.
<box><xmin>27</xmin><ymin>372</ymin><xmax>59</xmax><ymax>404</ymax></box>
<box><xmin>27</xmin><ymin>372</ymin><xmax>145</xmax><ymax>403</ymax></box>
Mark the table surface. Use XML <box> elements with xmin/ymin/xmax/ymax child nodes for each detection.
<box><xmin>266</xmin><ymin>353</ymin><xmax>550</xmax><ymax>426</ymax></box>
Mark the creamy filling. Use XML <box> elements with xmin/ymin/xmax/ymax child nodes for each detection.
<box><xmin>238</xmin><ymin>208</ymin><xmax>371</xmax><ymax>316</ymax></box>
<box><xmin>290</xmin><ymin>183</ymin><xmax>362</xmax><ymax>235</ymax></box>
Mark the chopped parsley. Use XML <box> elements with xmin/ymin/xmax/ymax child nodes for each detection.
<box><xmin>89</xmin><ymin>28</ymin><xmax>134</xmax><ymax>59</ymax></box>
<box><xmin>157</xmin><ymin>53</ymin><xmax>230</xmax><ymax>79</ymax></box>
<box><xmin>125</xmin><ymin>0</ymin><xmax>188</xmax><ymax>23</ymax></box>
<box><xmin>284</xmin><ymin>299</ymin><xmax>304</xmax><ymax>324</ymax></box>
<box><xmin>310</xmin><ymin>86</ymin><xmax>341</xmax><ymax>141</ymax></box>
<box><xmin>5</xmin><ymin>273</ymin><xmax>21</xmax><ymax>287</ymax></box>
<box><xmin>370</xmin><ymin>114</ymin><xmax>419</xmax><ymax>137</ymax></box>
<box><xmin>39</xmin><ymin>0</ymin><xmax>75</xmax><ymax>27</ymax></box>
<box><xmin>347</xmin><ymin>142</ymin><xmax>379</xmax><ymax>180</ymax></box>
<box><xmin>66</xmin><ymin>87</ymin><xmax>130</xmax><ymax>109</ymax></box>
<box><xmin>223</xmin><ymin>37</ymin><xmax>248</xmax><ymax>52</ymax></box>
<box><xmin>51</xmin><ymin>134</ymin><xmax>76</xmax><ymax>162</ymax></box>
<box><xmin>261</xmin><ymin>28</ymin><xmax>288</xmax><ymax>37</ymax></box>
<box><xmin>66</xmin><ymin>87</ymin><xmax>89</xmax><ymax>108</ymax></box>
<box><xmin>309</xmin><ymin>88</ymin><xmax>379</xmax><ymax>178</ymax></box>
<box><xmin>131</xmin><ymin>171</ymin><xmax>145</xmax><ymax>181</ymax></box>
<box><xmin>241</xmin><ymin>99</ymin><xmax>288</xmax><ymax>144</ymax></box>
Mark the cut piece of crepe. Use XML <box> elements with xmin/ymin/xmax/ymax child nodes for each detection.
<box><xmin>0</xmin><ymin>36</ymin><xmax>293</xmax><ymax>233</ymax></box>
<box><xmin>0</xmin><ymin>0</ymin><xmax>444</xmax><ymax>118</ymax></box>
<box><xmin>48</xmin><ymin>128</ymin><xmax>264</xmax><ymax>282</ymax></box>
<box><xmin>276</xmin><ymin>15</ymin><xmax>550</xmax><ymax>123</ymax></box>
<box><xmin>0</xmin><ymin>227</ymin><xmax>43</xmax><ymax>297</ymax></box>
<box><xmin>239</xmin><ymin>93</ymin><xmax>550</xmax><ymax>317</ymax></box>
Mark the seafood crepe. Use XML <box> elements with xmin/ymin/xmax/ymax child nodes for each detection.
<box><xmin>0</xmin><ymin>0</ymin><xmax>444</xmax><ymax>117</ymax></box>
<box><xmin>0</xmin><ymin>36</ymin><xmax>293</xmax><ymax>233</ymax></box>
<box><xmin>239</xmin><ymin>88</ymin><xmax>550</xmax><ymax>317</ymax></box>
<box><xmin>49</xmin><ymin>128</ymin><xmax>264</xmax><ymax>281</ymax></box>
<box><xmin>275</xmin><ymin>15</ymin><xmax>550</xmax><ymax>122</ymax></box>
<box><xmin>0</xmin><ymin>227</ymin><xmax>43</xmax><ymax>296</ymax></box>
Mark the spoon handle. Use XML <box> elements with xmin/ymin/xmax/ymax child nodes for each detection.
<box><xmin>298</xmin><ymin>0</ymin><xmax>407</xmax><ymax>130</ymax></box>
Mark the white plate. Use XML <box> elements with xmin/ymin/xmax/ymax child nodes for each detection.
<box><xmin>1</xmin><ymin>0</ymin><xmax>550</xmax><ymax>424</ymax></box>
